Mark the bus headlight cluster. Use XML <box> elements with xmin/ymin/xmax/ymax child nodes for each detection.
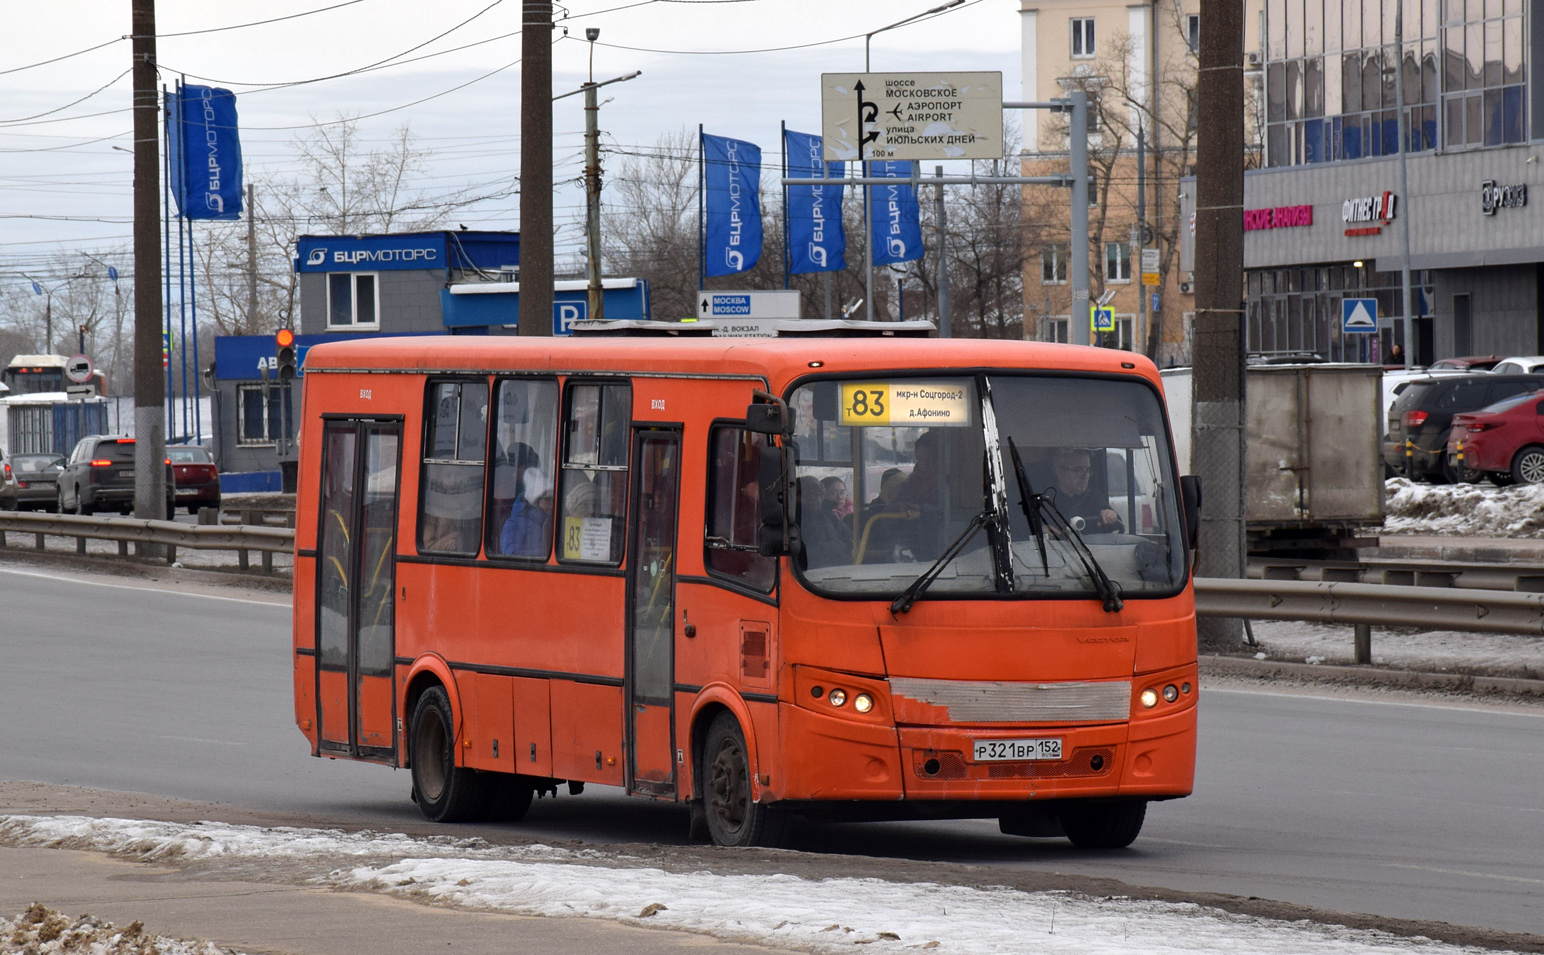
<box><xmin>810</xmin><ymin>685</ymin><xmax>875</xmax><ymax>714</ymax></box>
<box><xmin>1140</xmin><ymin>683</ymin><xmax>1190</xmax><ymax>709</ymax></box>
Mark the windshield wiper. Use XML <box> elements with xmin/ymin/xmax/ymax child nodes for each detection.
<box><xmin>1006</xmin><ymin>437</ymin><xmax>1123</xmax><ymax>613</ymax></box>
<box><xmin>889</xmin><ymin>509</ymin><xmax>990</xmax><ymax>615</ymax></box>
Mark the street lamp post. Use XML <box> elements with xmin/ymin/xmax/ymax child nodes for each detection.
<box><xmin>861</xmin><ymin>0</ymin><xmax>964</xmax><ymax>323</ymax></box>
<box><xmin>24</xmin><ymin>273</ymin><xmax>87</xmax><ymax>354</ymax></box>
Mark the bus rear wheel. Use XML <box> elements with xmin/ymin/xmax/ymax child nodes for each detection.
<box><xmin>1057</xmin><ymin>798</ymin><xmax>1147</xmax><ymax>849</ymax></box>
<box><xmin>702</xmin><ymin>712</ymin><xmax>785</xmax><ymax>848</ymax></box>
<box><xmin>409</xmin><ymin>686</ymin><xmax>492</xmax><ymax>823</ymax></box>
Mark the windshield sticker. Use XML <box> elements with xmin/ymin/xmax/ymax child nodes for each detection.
<box><xmin>839</xmin><ymin>380</ymin><xmax>971</xmax><ymax>427</ymax></box>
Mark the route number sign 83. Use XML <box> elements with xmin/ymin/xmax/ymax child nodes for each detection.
<box><xmin>838</xmin><ymin>380</ymin><xmax>972</xmax><ymax>428</ymax></box>
<box><xmin>840</xmin><ymin>384</ymin><xmax>891</xmax><ymax>425</ymax></box>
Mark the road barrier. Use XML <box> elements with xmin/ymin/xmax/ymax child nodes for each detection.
<box><xmin>0</xmin><ymin>511</ymin><xmax>293</xmax><ymax>574</ymax></box>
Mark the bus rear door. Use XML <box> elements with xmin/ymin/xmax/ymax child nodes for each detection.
<box><xmin>626</xmin><ymin>427</ymin><xmax>681</xmax><ymax>797</ymax></box>
<box><xmin>315</xmin><ymin>417</ymin><xmax>403</xmax><ymax>762</ymax></box>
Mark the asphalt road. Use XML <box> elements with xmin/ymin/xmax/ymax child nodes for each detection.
<box><xmin>1</xmin><ymin>560</ymin><xmax>1540</xmax><ymax>937</ymax></box>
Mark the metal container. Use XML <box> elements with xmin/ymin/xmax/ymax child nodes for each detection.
<box><xmin>1162</xmin><ymin>363</ymin><xmax>1385</xmax><ymax>557</ymax></box>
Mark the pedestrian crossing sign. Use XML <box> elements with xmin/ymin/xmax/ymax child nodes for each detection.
<box><xmin>1342</xmin><ymin>297</ymin><xmax>1378</xmax><ymax>333</ymax></box>
<box><xmin>1090</xmin><ymin>305</ymin><xmax>1115</xmax><ymax>332</ymax></box>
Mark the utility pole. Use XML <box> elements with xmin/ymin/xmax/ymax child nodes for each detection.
<box><xmin>132</xmin><ymin>0</ymin><xmax>167</xmax><ymax>522</ymax></box>
<box><xmin>1069</xmin><ymin>90</ymin><xmax>1090</xmax><ymax>346</ymax></box>
<box><xmin>519</xmin><ymin>0</ymin><xmax>554</xmax><ymax>337</ymax></box>
<box><xmin>1192</xmin><ymin>0</ymin><xmax>1246</xmax><ymax>649</ymax></box>
<box><xmin>1394</xmin><ymin>5</ymin><xmax>1415</xmax><ymax>368</ymax></box>
<box><xmin>934</xmin><ymin>166</ymin><xmax>950</xmax><ymax>337</ymax></box>
<box><xmin>247</xmin><ymin>182</ymin><xmax>260</xmax><ymax>329</ymax></box>
<box><xmin>584</xmin><ymin>30</ymin><xmax>603</xmax><ymax>322</ymax></box>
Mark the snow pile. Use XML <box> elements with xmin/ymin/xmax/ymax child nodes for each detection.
<box><xmin>0</xmin><ymin>814</ymin><xmax>1510</xmax><ymax>955</ymax></box>
<box><xmin>1383</xmin><ymin>478</ymin><xmax>1544</xmax><ymax>537</ymax></box>
<box><xmin>0</xmin><ymin>903</ymin><xmax>240</xmax><ymax>955</ymax></box>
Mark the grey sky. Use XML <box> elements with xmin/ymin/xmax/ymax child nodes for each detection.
<box><xmin>0</xmin><ymin>0</ymin><xmax>1022</xmax><ymax>274</ymax></box>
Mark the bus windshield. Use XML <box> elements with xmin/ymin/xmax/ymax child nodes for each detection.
<box><xmin>789</xmin><ymin>374</ymin><xmax>1187</xmax><ymax>601</ymax></box>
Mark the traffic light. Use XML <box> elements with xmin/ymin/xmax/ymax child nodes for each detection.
<box><xmin>275</xmin><ymin>328</ymin><xmax>296</xmax><ymax>382</ymax></box>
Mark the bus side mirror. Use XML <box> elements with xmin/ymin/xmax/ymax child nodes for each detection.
<box><xmin>744</xmin><ymin>391</ymin><xmax>795</xmax><ymax>436</ymax></box>
<box><xmin>1179</xmin><ymin>475</ymin><xmax>1202</xmax><ymax>549</ymax></box>
<box><xmin>756</xmin><ymin>443</ymin><xmax>800</xmax><ymax>557</ymax></box>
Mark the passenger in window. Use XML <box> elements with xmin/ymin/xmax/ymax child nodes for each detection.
<box><xmin>873</xmin><ymin>468</ymin><xmax>906</xmax><ymax>506</ymax></box>
<box><xmin>798</xmin><ymin>476</ymin><xmax>851</xmax><ymax>568</ymax></box>
<box><xmin>1049</xmin><ymin>447</ymin><xmax>1122</xmax><ymax>532</ymax></box>
<box><xmin>500</xmin><ymin>467</ymin><xmax>553</xmax><ymax>557</ymax></box>
<box><xmin>892</xmin><ymin>431</ymin><xmax>943</xmax><ymax>509</ymax></box>
<box><xmin>821</xmin><ymin>476</ymin><xmax>852</xmax><ymax>521</ymax></box>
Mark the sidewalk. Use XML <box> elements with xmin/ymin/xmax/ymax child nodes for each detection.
<box><xmin>0</xmin><ymin>847</ymin><xmax>786</xmax><ymax>955</ymax></box>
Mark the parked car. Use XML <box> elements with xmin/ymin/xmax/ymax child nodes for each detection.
<box><xmin>168</xmin><ymin>444</ymin><xmax>221</xmax><ymax>514</ymax></box>
<box><xmin>1383</xmin><ymin>373</ymin><xmax>1544</xmax><ymax>481</ymax></box>
<box><xmin>0</xmin><ymin>451</ymin><xmax>65</xmax><ymax>511</ymax></box>
<box><xmin>57</xmin><ymin>435</ymin><xmax>175</xmax><ymax>517</ymax></box>
<box><xmin>1428</xmin><ymin>355</ymin><xmax>1501</xmax><ymax>371</ymax></box>
<box><xmin>1490</xmin><ymin>356</ymin><xmax>1544</xmax><ymax>375</ymax></box>
<box><xmin>1445</xmin><ymin>389</ymin><xmax>1544</xmax><ymax>485</ymax></box>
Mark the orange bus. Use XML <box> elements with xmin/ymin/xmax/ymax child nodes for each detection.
<box><xmin>292</xmin><ymin>326</ymin><xmax>1201</xmax><ymax>848</ymax></box>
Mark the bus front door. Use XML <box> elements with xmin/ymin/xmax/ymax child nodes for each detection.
<box><xmin>625</xmin><ymin>429</ymin><xmax>680</xmax><ymax>797</ymax></box>
<box><xmin>315</xmin><ymin>418</ymin><xmax>402</xmax><ymax>763</ymax></box>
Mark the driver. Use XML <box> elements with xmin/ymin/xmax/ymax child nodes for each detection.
<box><xmin>1049</xmin><ymin>447</ymin><xmax>1122</xmax><ymax>532</ymax></box>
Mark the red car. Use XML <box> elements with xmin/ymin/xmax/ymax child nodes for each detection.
<box><xmin>168</xmin><ymin>445</ymin><xmax>221</xmax><ymax>514</ymax></box>
<box><xmin>1445</xmin><ymin>389</ymin><xmax>1544</xmax><ymax>485</ymax></box>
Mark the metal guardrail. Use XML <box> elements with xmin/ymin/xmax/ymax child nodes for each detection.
<box><xmin>0</xmin><ymin>511</ymin><xmax>294</xmax><ymax>573</ymax></box>
<box><xmin>1197</xmin><ymin>577</ymin><xmax>1544</xmax><ymax>636</ymax></box>
<box><xmin>1250</xmin><ymin>557</ymin><xmax>1544</xmax><ymax>593</ymax></box>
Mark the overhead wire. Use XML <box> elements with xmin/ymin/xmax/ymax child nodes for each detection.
<box><xmin>0</xmin><ymin>37</ymin><xmax>124</xmax><ymax>77</ymax></box>
<box><xmin>151</xmin><ymin>0</ymin><xmax>374</xmax><ymax>37</ymax></box>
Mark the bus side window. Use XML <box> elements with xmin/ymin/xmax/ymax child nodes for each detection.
<box><xmin>557</xmin><ymin>381</ymin><xmax>630</xmax><ymax>564</ymax></box>
<box><xmin>705</xmin><ymin>427</ymin><xmax>776</xmax><ymax>592</ymax></box>
<box><xmin>487</xmin><ymin>378</ymin><xmax>559</xmax><ymax>560</ymax></box>
<box><xmin>417</xmin><ymin>378</ymin><xmax>489</xmax><ymax>556</ymax></box>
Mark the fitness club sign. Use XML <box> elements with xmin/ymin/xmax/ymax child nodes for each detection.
<box><xmin>1342</xmin><ymin>190</ymin><xmax>1397</xmax><ymax>236</ymax></box>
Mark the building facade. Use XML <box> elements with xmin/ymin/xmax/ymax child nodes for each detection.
<box><xmin>1020</xmin><ymin>0</ymin><xmax>1264</xmax><ymax>363</ymax></box>
<box><xmin>1195</xmin><ymin>0</ymin><xmax>1544</xmax><ymax>364</ymax></box>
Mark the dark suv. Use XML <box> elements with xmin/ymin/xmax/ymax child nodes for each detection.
<box><xmin>1384</xmin><ymin>374</ymin><xmax>1544</xmax><ymax>481</ymax></box>
<box><xmin>57</xmin><ymin>435</ymin><xmax>175</xmax><ymax>517</ymax></box>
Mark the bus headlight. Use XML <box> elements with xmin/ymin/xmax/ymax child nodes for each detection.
<box><xmin>853</xmin><ymin>693</ymin><xmax>874</xmax><ymax>714</ymax></box>
<box><xmin>828</xmin><ymin>688</ymin><xmax>847</xmax><ymax>707</ymax></box>
<box><xmin>1163</xmin><ymin>684</ymin><xmax>1179</xmax><ymax>703</ymax></box>
<box><xmin>1140</xmin><ymin>688</ymin><xmax>1159</xmax><ymax>708</ymax></box>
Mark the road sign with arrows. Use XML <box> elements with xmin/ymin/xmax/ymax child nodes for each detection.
<box><xmin>821</xmin><ymin>72</ymin><xmax>1003</xmax><ymax>162</ymax></box>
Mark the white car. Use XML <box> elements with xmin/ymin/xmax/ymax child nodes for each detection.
<box><xmin>1491</xmin><ymin>356</ymin><xmax>1544</xmax><ymax>375</ymax></box>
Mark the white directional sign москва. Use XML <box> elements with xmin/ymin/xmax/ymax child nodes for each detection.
<box><xmin>821</xmin><ymin>72</ymin><xmax>1003</xmax><ymax>162</ymax></box>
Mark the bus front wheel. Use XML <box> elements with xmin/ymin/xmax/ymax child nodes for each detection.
<box><xmin>702</xmin><ymin>712</ymin><xmax>785</xmax><ymax>848</ymax></box>
<box><xmin>409</xmin><ymin>686</ymin><xmax>492</xmax><ymax>823</ymax></box>
<box><xmin>1057</xmin><ymin>798</ymin><xmax>1147</xmax><ymax>849</ymax></box>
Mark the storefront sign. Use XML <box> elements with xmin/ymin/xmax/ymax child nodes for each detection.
<box><xmin>1480</xmin><ymin>180</ymin><xmax>1528</xmax><ymax>215</ymax></box>
<box><xmin>1244</xmin><ymin>204</ymin><xmax>1313</xmax><ymax>231</ymax></box>
<box><xmin>1342</xmin><ymin>191</ymin><xmax>1396</xmax><ymax>236</ymax></box>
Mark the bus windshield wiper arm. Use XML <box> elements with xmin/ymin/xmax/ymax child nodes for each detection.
<box><xmin>1007</xmin><ymin>437</ymin><xmax>1050</xmax><ymax>577</ymax></box>
<box><xmin>889</xmin><ymin>509</ymin><xmax>990</xmax><ymax>615</ymax></box>
<box><xmin>1039</xmin><ymin>496</ymin><xmax>1124</xmax><ymax>613</ymax></box>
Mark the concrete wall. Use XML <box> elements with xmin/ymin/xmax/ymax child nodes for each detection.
<box><xmin>1431</xmin><ymin>265</ymin><xmax>1542</xmax><ymax>359</ymax></box>
<box><xmin>298</xmin><ymin>269</ymin><xmax>450</xmax><ymax>335</ymax></box>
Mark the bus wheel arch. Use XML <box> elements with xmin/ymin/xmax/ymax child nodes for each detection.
<box><xmin>690</xmin><ymin>696</ymin><xmax>786</xmax><ymax>848</ymax></box>
<box><xmin>687</xmin><ymin>688</ymin><xmax>765</xmax><ymax>801</ymax></box>
<box><xmin>401</xmin><ymin>656</ymin><xmax>461</xmax><ymax>767</ymax></box>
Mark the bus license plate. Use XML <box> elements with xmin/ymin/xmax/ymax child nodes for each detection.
<box><xmin>973</xmin><ymin>738</ymin><xmax>1062</xmax><ymax>762</ymax></box>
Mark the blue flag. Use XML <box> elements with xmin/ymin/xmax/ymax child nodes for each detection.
<box><xmin>702</xmin><ymin>133</ymin><xmax>762</xmax><ymax>276</ymax></box>
<box><xmin>869</xmin><ymin>160</ymin><xmax>923</xmax><ymax>266</ymax></box>
<box><xmin>784</xmin><ymin>129</ymin><xmax>845</xmax><ymax>274</ymax></box>
<box><xmin>167</xmin><ymin>84</ymin><xmax>244</xmax><ymax>220</ymax></box>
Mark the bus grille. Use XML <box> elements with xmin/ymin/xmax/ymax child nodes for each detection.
<box><xmin>912</xmin><ymin>747</ymin><xmax>1116</xmax><ymax>780</ymax></box>
<box><xmin>889</xmin><ymin>677</ymin><xmax>1131</xmax><ymax>724</ymax></box>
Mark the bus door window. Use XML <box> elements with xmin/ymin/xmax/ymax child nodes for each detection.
<box><xmin>417</xmin><ymin>379</ymin><xmax>488</xmax><ymax>556</ymax></box>
<box><xmin>558</xmin><ymin>381</ymin><xmax>630</xmax><ymax>564</ymax></box>
<box><xmin>488</xmin><ymin>378</ymin><xmax>559</xmax><ymax>560</ymax></box>
<box><xmin>627</xmin><ymin>430</ymin><xmax>681</xmax><ymax>795</ymax></box>
<box><xmin>318</xmin><ymin>427</ymin><xmax>358</xmax><ymax>670</ymax></box>
<box><xmin>704</xmin><ymin>426</ymin><xmax>776</xmax><ymax>592</ymax></box>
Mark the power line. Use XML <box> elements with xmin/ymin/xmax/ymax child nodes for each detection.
<box><xmin>0</xmin><ymin>69</ymin><xmax>131</xmax><ymax>126</ymax></box>
<box><xmin>0</xmin><ymin>37</ymin><xmax>124</xmax><ymax>77</ymax></box>
<box><xmin>149</xmin><ymin>0</ymin><xmax>375</xmax><ymax>38</ymax></box>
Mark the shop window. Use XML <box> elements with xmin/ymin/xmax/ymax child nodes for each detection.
<box><xmin>236</xmin><ymin>384</ymin><xmax>291</xmax><ymax>446</ymax></box>
<box><xmin>418</xmin><ymin>379</ymin><xmax>489</xmax><ymax>556</ymax></box>
<box><xmin>558</xmin><ymin>381</ymin><xmax>630</xmax><ymax>564</ymax></box>
<box><xmin>328</xmin><ymin>273</ymin><xmax>379</xmax><ymax>329</ymax></box>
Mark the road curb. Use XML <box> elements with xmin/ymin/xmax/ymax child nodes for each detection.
<box><xmin>1201</xmin><ymin>653</ymin><xmax>1544</xmax><ymax>697</ymax></box>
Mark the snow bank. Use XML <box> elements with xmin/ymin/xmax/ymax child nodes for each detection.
<box><xmin>0</xmin><ymin>814</ymin><xmax>1511</xmax><ymax>955</ymax></box>
<box><xmin>1383</xmin><ymin>478</ymin><xmax>1544</xmax><ymax>538</ymax></box>
<box><xmin>0</xmin><ymin>903</ymin><xmax>242</xmax><ymax>955</ymax></box>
